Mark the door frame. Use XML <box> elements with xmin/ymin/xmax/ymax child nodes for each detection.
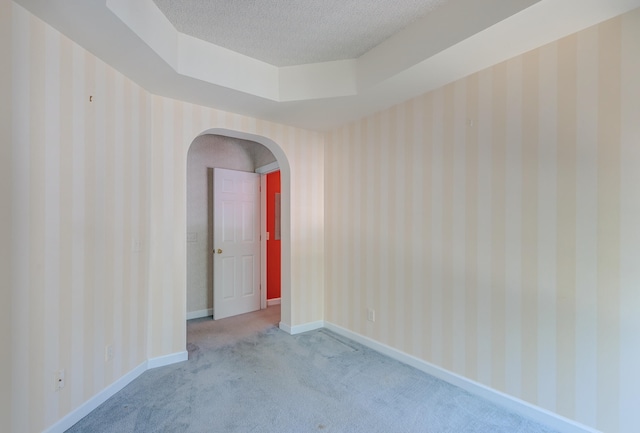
<box><xmin>191</xmin><ymin>128</ymin><xmax>292</xmax><ymax>330</ymax></box>
<box><xmin>256</xmin><ymin>162</ymin><xmax>280</xmax><ymax>310</ymax></box>
<box><xmin>260</xmin><ymin>174</ymin><xmax>267</xmax><ymax>310</ymax></box>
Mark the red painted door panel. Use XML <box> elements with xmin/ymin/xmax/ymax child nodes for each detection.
<box><xmin>266</xmin><ymin>171</ymin><xmax>281</xmax><ymax>300</ymax></box>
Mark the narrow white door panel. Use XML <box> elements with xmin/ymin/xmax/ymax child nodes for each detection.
<box><xmin>213</xmin><ymin>168</ymin><xmax>261</xmax><ymax>319</ymax></box>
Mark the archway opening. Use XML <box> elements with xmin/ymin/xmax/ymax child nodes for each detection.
<box><xmin>185</xmin><ymin>128</ymin><xmax>292</xmax><ymax>329</ymax></box>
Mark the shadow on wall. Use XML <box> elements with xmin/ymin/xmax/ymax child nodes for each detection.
<box><xmin>187</xmin><ymin>134</ymin><xmax>276</xmax><ymax>318</ymax></box>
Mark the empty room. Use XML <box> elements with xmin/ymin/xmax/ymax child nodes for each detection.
<box><xmin>2</xmin><ymin>1</ymin><xmax>640</xmax><ymax>432</ymax></box>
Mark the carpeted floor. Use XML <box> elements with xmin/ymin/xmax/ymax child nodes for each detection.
<box><xmin>66</xmin><ymin>307</ymin><xmax>558</xmax><ymax>433</ymax></box>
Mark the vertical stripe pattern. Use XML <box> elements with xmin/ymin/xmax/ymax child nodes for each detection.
<box><xmin>10</xmin><ymin>5</ymin><xmax>152</xmax><ymax>431</ymax></box>
<box><xmin>11</xmin><ymin>4</ymin><xmax>324</xmax><ymax>432</ymax></box>
<box><xmin>618</xmin><ymin>8</ymin><xmax>640</xmax><ymax>432</ymax></box>
<box><xmin>2</xmin><ymin>1</ymin><xmax>13</xmax><ymax>432</ymax></box>
<box><xmin>324</xmin><ymin>10</ymin><xmax>640</xmax><ymax>433</ymax></box>
<box><xmin>10</xmin><ymin>3</ymin><xmax>640</xmax><ymax>433</ymax></box>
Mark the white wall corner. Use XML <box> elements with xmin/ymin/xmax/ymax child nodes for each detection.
<box><xmin>147</xmin><ymin>350</ymin><xmax>189</xmax><ymax>369</ymax></box>
<box><xmin>278</xmin><ymin>321</ymin><xmax>292</xmax><ymax>334</ymax></box>
<box><xmin>283</xmin><ymin>320</ymin><xmax>325</xmax><ymax>335</ymax></box>
<box><xmin>323</xmin><ymin>322</ymin><xmax>601</xmax><ymax>433</ymax></box>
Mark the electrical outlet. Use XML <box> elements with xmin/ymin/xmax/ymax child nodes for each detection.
<box><xmin>105</xmin><ymin>344</ymin><xmax>114</xmax><ymax>362</ymax></box>
<box><xmin>367</xmin><ymin>308</ymin><xmax>375</xmax><ymax>322</ymax></box>
<box><xmin>54</xmin><ymin>369</ymin><xmax>65</xmax><ymax>392</ymax></box>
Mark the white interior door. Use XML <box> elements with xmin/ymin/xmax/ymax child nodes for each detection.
<box><xmin>213</xmin><ymin>168</ymin><xmax>261</xmax><ymax>319</ymax></box>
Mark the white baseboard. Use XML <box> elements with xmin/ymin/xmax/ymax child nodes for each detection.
<box><xmin>148</xmin><ymin>351</ymin><xmax>189</xmax><ymax>368</ymax></box>
<box><xmin>291</xmin><ymin>320</ymin><xmax>324</xmax><ymax>334</ymax></box>
<box><xmin>43</xmin><ymin>351</ymin><xmax>189</xmax><ymax>433</ymax></box>
<box><xmin>267</xmin><ymin>298</ymin><xmax>281</xmax><ymax>306</ymax></box>
<box><xmin>186</xmin><ymin>308</ymin><xmax>213</xmax><ymax>320</ymax></box>
<box><xmin>279</xmin><ymin>320</ymin><xmax>325</xmax><ymax>335</ymax></box>
<box><xmin>43</xmin><ymin>323</ymin><xmax>595</xmax><ymax>433</ymax></box>
<box><xmin>323</xmin><ymin>322</ymin><xmax>600</xmax><ymax>433</ymax></box>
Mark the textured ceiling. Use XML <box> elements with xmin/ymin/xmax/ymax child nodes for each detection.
<box><xmin>16</xmin><ymin>0</ymin><xmax>640</xmax><ymax>131</ymax></box>
<box><xmin>152</xmin><ymin>0</ymin><xmax>448</xmax><ymax>66</ymax></box>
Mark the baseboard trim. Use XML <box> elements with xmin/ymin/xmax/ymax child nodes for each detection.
<box><xmin>267</xmin><ymin>298</ymin><xmax>281</xmax><ymax>306</ymax></box>
<box><xmin>42</xmin><ymin>361</ymin><xmax>146</xmax><ymax>433</ymax></box>
<box><xmin>186</xmin><ymin>308</ymin><xmax>213</xmax><ymax>320</ymax></box>
<box><xmin>148</xmin><ymin>351</ymin><xmax>189</xmax><ymax>369</ymax></box>
<box><xmin>282</xmin><ymin>320</ymin><xmax>325</xmax><ymax>335</ymax></box>
<box><xmin>323</xmin><ymin>322</ymin><xmax>600</xmax><ymax>433</ymax></box>
<box><xmin>44</xmin><ymin>325</ymin><xmax>594</xmax><ymax>433</ymax></box>
<box><xmin>43</xmin><ymin>351</ymin><xmax>189</xmax><ymax>433</ymax></box>
<box><xmin>278</xmin><ymin>321</ymin><xmax>291</xmax><ymax>333</ymax></box>
<box><xmin>279</xmin><ymin>321</ymin><xmax>325</xmax><ymax>335</ymax></box>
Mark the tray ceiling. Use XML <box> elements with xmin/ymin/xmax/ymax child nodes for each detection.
<box><xmin>14</xmin><ymin>0</ymin><xmax>640</xmax><ymax>131</ymax></box>
<box><xmin>151</xmin><ymin>0</ymin><xmax>448</xmax><ymax>66</ymax></box>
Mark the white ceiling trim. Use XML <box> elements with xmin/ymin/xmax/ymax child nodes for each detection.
<box><xmin>106</xmin><ymin>0</ymin><xmax>545</xmax><ymax>103</ymax></box>
<box><xmin>106</xmin><ymin>0</ymin><xmax>640</xmax><ymax>105</ymax></box>
<box><xmin>363</xmin><ymin>0</ymin><xmax>640</xmax><ymax>108</ymax></box>
<box><xmin>107</xmin><ymin>0</ymin><xmax>280</xmax><ymax>100</ymax></box>
<box><xmin>107</xmin><ymin>0</ymin><xmax>363</xmax><ymax>102</ymax></box>
<box><xmin>16</xmin><ymin>0</ymin><xmax>640</xmax><ymax>130</ymax></box>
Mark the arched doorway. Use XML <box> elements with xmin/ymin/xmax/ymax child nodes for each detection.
<box><xmin>185</xmin><ymin>128</ymin><xmax>292</xmax><ymax>329</ymax></box>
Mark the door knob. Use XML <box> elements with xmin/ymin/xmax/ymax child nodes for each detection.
<box><xmin>217</xmin><ymin>249</ymin><xmax>223</xmax><ymax>254</ymax></box>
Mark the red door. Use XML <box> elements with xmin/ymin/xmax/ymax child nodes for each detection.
<box><xmin>266</xmin><ymin>171</ymin><xmax>281</xmax><ymax>301</ymax></box>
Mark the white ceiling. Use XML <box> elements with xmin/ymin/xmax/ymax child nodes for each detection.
<box><xmin>151</xmin><ymin>0</ymin><xmax>448</xmax><ymax>67</ymax></box>
<box><xmin>14</xmin><ymin>0</ymin><xmax>640</xmax><ymax>131</ymax></box>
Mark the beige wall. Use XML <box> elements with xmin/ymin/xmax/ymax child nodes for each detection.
<box><xmin>1</xmin><ymin>0</ymin><xmax>13</xmax><ymax>430</ymax></box>
<box><xmin>324</xmin><ymin>9</ymin><xmax>640</xmax><ymax>433</ymax></box>
<box><xmin>10</xmin><ymin>5</ymin><xmax>152</xmax><ymax>432</ymax></box>
<box><xmin>11</xmin><ymin>1</ymin><xmax>640</xmax><ymax>432</ymax></box>
<box><xmin>9</xmin><ymin>3</ymin><xmax>324</xmax><ymax>432</ymax></box>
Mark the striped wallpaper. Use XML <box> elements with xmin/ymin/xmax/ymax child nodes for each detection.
<box><xmin>325</xmin><ymin>9</ymin><xmax>640</xmax><ymax>433</ymax></box>
<box><xmin>9</xmin><ymin>1</ymin><xmax>640</xmax><ymax>432</ymax></box>
<box><xmin>2</xmin><ymin>0</ymin><xmax>13</xmax><ymax>430</ymax></box>
<box><xmin>11</xmin><ymin>5</ymin><xmax>153</xmax><ymax>432</ymax></box>
<box><xmin>9</xmin><ymin>3</ymin><xmax>324</xmax><ymax>432</ymax></box>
